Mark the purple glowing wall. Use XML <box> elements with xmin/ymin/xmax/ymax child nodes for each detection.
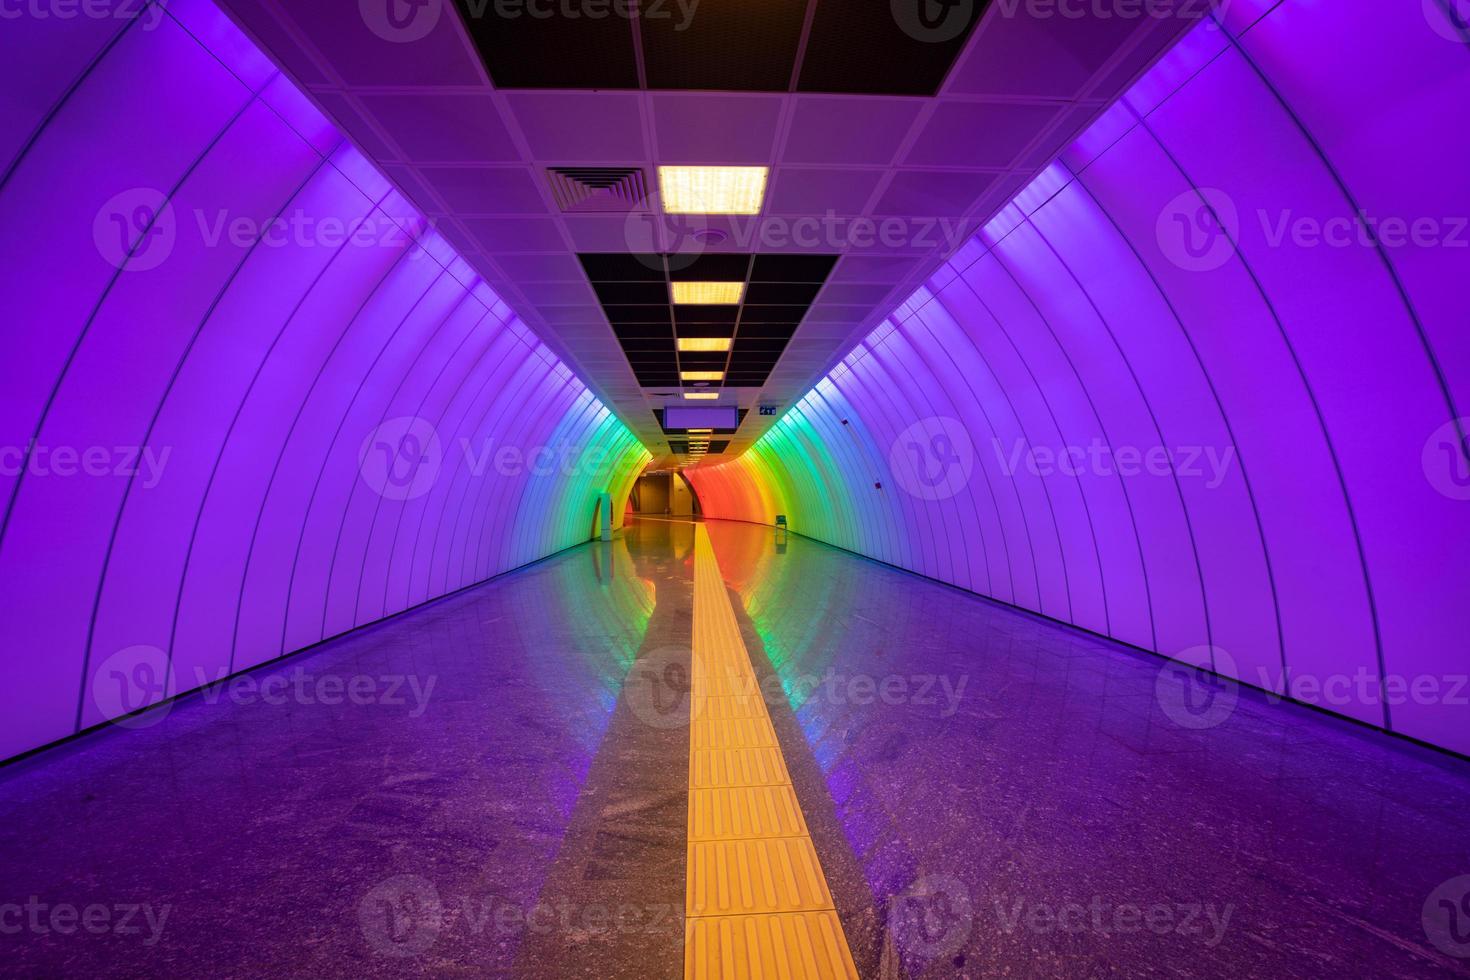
<box><xmin>0</xmin><ymin>0</ymin><xmax>649</xmax><ymax>762</ymax></box>
<box><xmin>691</xmin><ymin>1</ymin><xmax>1470</xmax><ymax>755</ymax></box>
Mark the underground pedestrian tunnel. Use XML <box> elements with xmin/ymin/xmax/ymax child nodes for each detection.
<box><xmin>2</xmin><ymin>0</ymin><xmax>1470</xmax><ymax>976</ymax></box>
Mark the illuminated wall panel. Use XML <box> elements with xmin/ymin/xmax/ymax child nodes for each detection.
<box><xmin>690</xmin><ymin>2</ymin><xmax>1470</xmax><ymax>755</ymax></box>
<box><xmin>0</xmin><ymin>1</ymin><xmax>648</xmax><ymax>761</ymax></box>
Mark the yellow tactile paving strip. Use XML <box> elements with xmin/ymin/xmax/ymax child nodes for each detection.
<box><xmin>685</xmin><ymin>525</ymin><xmax>859</xmax><ymax>980</ymax></box>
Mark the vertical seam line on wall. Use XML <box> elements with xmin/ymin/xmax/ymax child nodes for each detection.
<box><xmin>1132</xmin><ymin>110</ymin><xmax>1393</xmax><ymax>725</ymax></box>
<box><xmin>79</xmin><ymin>152</ymin><xmax>332</xmax><ymax>727</ymax></box>
<box><xmin>1225</xmin><ymin>16</ymin><xmax>1468</xmax><ymax>463</ymax></box>
<box><xmin>1071</xmin><ymin>171</ymin><xmax>1290</xmax><ymax>685</ymax></box>
<box><xmin>1029</xmin><ymin>220</ymin><xmax>1217</xmax><ymax>661</ymax></box>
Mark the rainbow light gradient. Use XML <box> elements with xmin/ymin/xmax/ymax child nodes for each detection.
<box><xmin>690</xmin><ymin>4</ymin><xmax>1470</xmax><ymax>758</ymax></box>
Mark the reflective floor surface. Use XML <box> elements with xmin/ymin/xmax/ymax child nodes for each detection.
<box><xmin>1</xmin><ymin>517</ymin><xmax>1468</xmax><ymax>977</ymax></box>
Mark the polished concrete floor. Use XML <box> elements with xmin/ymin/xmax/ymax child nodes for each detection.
<box><xmin>1</xmin><ymin>518</ymin><xmax>1469</xmax><ymax>977</ymax></box>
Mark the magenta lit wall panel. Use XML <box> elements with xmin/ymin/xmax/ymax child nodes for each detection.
<box><xmin>690</xmin><ymin>2</ymin><xmax>1470</xmax><ymax>756</ymax></box>
<box><xmin>0</xmin><ymin>1</ymin><xmax>649</xmax><ymax>762</ymax></box>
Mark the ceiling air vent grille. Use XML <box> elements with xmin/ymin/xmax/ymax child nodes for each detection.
<box><xmin>547</xmin><ymin>167</ymin><xmax>649</xmax><ymax>213</ymax></box>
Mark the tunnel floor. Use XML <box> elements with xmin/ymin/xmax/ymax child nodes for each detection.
<box><xmin>1</xmin><ymin>518</ymin><xmax>1468</xmax><ymax>978</ymax></box>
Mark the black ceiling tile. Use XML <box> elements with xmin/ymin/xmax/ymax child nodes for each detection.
<box><xmin>594</xmin><ymin>281</ymin><xmax>669</xmax><ymax>305</ymax></box>
<box><xmin>676</xmin><ymin>323</ymin><xmax>739</xmax><ymax>339</ymax></box>
<box><xmin>621</xmin><ymin>338</ymin><xmax>675</xmax><ymax>352</ymax></box>
<box><xmin>612</xmin><ymin>323</ymin><xmax>674</xmax><ymax>340</ymax></box>
<box><xmin>667</xmin><ymin>254</ymin><xmax>754</xmax><ymax>281</ymax></box>
<box><xmin>735</xmin><ymin>338</ymin><xmax>789</xmax><ymax>352</ymax></box>
<box><xmin>679</xmin><ymin>352</ymin><xmax>729</xmax><ymax>367</ymax></box>
<box><xmin>734</xmin><ymin>323</ymin><xmax>798</xmax><ymax>338</ymax></box>
<box><xmin>675</xmin><ymin>306</ymin><xmax>740</xmax><ymax>325</ymax></box>
<box><xmin>577</xmin><ymin>253</ymin><xmax>666</xmax><ymax>281</ymax></box>
<box><xmin>606</xmin><ymin>305</ymin><xmax>673</xmax><ymax>324</ymax></box>
<box><xmin>796</xmin><ymin>0</ymin><xmax>985</xmax><ymax>96</ymax></box>
<box><xmin>636</xmin><ymin>374</ymin><xmax>681</xmax><ymax>386</ymax></box>
<box><xmin>740</xmin><ymin>305</ymin><xmax>808</xmax><ymax>322</ymax></box>
<box><xmin>456</xmin><ymin>3</ymin><xmax>640</xmax><ymax>89</ymax></box>
<box><xmin>750</xmin><ymin>254</ymin><xmax>839</xmax><ymax>282</ymax></box>
<box><xmin>744</xmin><ymin>281</ymin><xmax>823</xmax><ymax>305</ymax></box>
<box><xmin>640</xmin><ymin>0</ymin><xmax>807</xmax><ymax>91</ymax></box>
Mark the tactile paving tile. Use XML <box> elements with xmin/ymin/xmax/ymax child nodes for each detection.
<box><xmin>688</xmin><ymin>785</ymin><xmax>809</xmax><ymax>841</ymax></box>
<box><xmin>684</xmin><ymin>525</ymin><xmax>857</xmax><ymax>979</ymax></box>
<box><xmin>687</xmin><ymin>837</ymin><xmax>835</xmax><ymax>916</ymax></box>
<box><xmin>694</xmin><ymin>694</ymin><xmax>770</xmax><ymax>721</ymax></box>
<box><xmin>690</xmin><ymin>714</ymin><xmax>780</xmax><ymax>750</ymax></box>
<box><xmin>685</xmin><ymin>911</ymin><xmax>859</xmax><ymax>980</ymax></box>
<box><xmin>690</xmin><ymin>747</ymin><xmax>791</xmax><ymax>789</ymax></box>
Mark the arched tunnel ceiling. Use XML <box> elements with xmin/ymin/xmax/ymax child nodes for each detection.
<box><xmin>689</xmin><ymin>3</ymin><xmax>1470</xmax><ymax>756</ymax></box>
<box><xmin>210</xmin><ymin>0</ymin><xmax>1202</xmax><ymax>464</ymax></box>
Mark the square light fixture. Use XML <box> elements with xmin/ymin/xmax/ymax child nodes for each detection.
<box><xmin>681</xmin><ymin>371</ymin><xmax>724</xmax><ymax>381</ymax></box>
<box><xmin>683</xmin><ymin>392</ymin><xmax>719</xmax><ymax>400</ymax></box>
<box><xmin>672</xmin><ymin>282</ymin><xmax>743</xmax><ymax>305</ymax></box>
<box><xmin>658</xmin><ymin>166</ymin><xmax>768</xmax><ymax>215</ymax></box>
<box><xmin>677</xmin><ymin>336</ymin><xmax>733</xmax><ymax>352</ymax></box>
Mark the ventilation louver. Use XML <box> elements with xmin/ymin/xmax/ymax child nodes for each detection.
<box><xmin>547</xmin><ymin>167</ymin><xmax>649</xmax><ymax>212</ymax></box>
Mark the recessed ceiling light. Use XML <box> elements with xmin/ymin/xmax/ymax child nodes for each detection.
<box><xmin>672</xmin><ymin>282</ymin><xmax>743</xmax><ymax>305</ymax></box>
<box><xmin>681</xmin><ymin>371</ymin><xmax>724</xmax><ymax>381</ymax></box>
<box><xmin>658</xmin><ymin>166</ymin><xmax>768</xmax><ymax>215</ymax></box>
<box><xmin>687</xmin><ymin>428</ymin><xmax>713</xmax><ymax>433</ymax></box>
<box><xmin>677</xmin><ymin>336</ymin><xmax>733</xmax><ymax>352</ymax></box>
<box><xmin>683</xmin><ymin>392</ymin><xmax>719</xmax><ymax>400</ymax></box>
